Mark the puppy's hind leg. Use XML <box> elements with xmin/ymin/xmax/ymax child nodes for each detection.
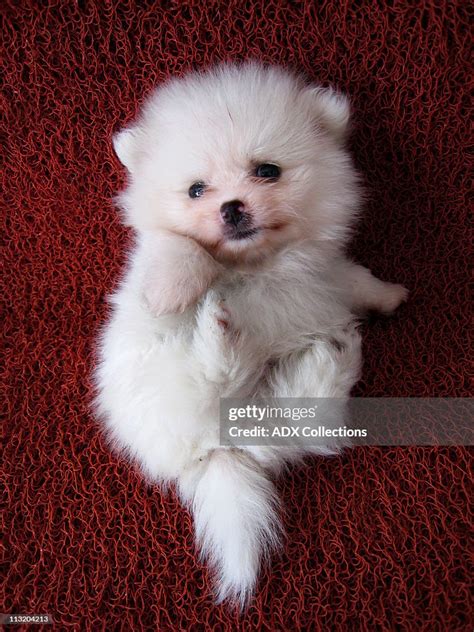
<box><xmin>269</xmin><ymin>322</ymin><xmax>363</xmax><ymax>399</ymax></box>
<box><xmin>337</xmin><ymin>259</ymin><xmax>409</xmax><ymax>315</ymax></box>
<box><xmin>246</xmin><ymin>322</ymin><xmax>363</xmax><ymax>467</ymax></box>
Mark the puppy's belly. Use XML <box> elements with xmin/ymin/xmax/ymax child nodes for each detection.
<box><xmin>214</xmin><ymin>270</ymin><xmax>353</xmax><ymax>359</ymax></box>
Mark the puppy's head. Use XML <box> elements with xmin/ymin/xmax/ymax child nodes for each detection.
<box><xmin>114</xmin><ymin>63</ymin><xmax>358</xmax><ymax>263</ymax></box>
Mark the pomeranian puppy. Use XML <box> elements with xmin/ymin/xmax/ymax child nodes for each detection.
<box><xmin>95</xmin><ymin>63</ymin><xmax>407</xmax><ymax>607</ymax></box>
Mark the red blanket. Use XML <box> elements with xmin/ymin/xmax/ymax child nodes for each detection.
<box><xmin>3</xmin><ymin>2</ymin><xmax>471</xmax><ymax>629</ymax></box>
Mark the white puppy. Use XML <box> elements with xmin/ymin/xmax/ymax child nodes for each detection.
<box><xmin>95</xmin><ymin>63</ymin><xmax>407</xmax><ymax>607</ymax></box>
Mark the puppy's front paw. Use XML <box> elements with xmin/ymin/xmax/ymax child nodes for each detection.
<box><xmin>377</xmin><ymin>283</ymin><xmax>409</xmax><ymax>315</ymax></box>
<box><xmin>206</xmin><ymin>296</ymin><xmax>240</xmax><ymax>343</ymax></box>
<box><xmin>141</xmin><ymin>237</ymin><xmax>220</xmax><ymax>316</ymax></box>
<box><xmin>215</xmin><ymin>301</ymin><xmax>232</xmax><ymax>332</ymax></box>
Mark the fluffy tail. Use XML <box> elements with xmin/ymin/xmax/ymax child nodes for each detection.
<box><xmin>178</xmin><ymin>448</ymin><xmax>282</xmax><ymax>608</ymax></box>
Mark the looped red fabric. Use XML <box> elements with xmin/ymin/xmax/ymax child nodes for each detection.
<box><xmin>2</xmin><ymin>2</ymin><xmax>471</xmax><ymax>630</ymax></box>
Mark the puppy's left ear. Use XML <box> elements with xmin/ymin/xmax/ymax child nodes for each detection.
<box><xmin>113</xmin><ymin>126</ymin><xmax>140</xmax><ymax>172</ymax></box>
<box><xmin>304</xmin><ymin>86</ymin><xmax>351</xmax><ymax>142</ymax></box>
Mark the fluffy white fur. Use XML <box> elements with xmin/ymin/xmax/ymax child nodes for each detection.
<box><xmin>95</xmin><ymin>63</ymin><xmax>408</xmax><ymax>607</ymax></box>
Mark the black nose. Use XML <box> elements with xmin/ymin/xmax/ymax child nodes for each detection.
<box><xmin>220</xmin><ymin>200</ymin><xmax>245</xmax><ymax>226</ymax></box>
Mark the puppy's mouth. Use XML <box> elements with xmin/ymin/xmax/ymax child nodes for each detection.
<box><xmin>225</xmin><ymin>226</ymin><xmax>260</xmax><ymax>241</ymax></box>
<box><xmin>222</xmin><ymin>221</ymin><xmax>288</xmax><ymax>243</ymax></box>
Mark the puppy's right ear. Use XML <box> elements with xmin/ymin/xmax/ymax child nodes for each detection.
<box><xmin>303</xmin><ymin>86</ymin><xmax>351</xmax><ymax>142</ymax></box>
<box><xmin>113</xmin><ymin>127</ymin><xmax>140</xmax><ymax>172</ymax></box>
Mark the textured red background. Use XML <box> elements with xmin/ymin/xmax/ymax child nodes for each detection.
<box><xmin>2</xmin><ymin>2</ymin><xmax>472</xmax><ymax>630</ymax></box>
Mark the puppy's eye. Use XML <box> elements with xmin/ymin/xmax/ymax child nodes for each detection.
<box><xmin>254</xmin><ymin>163</ymin><xmax>281</xmax><ymax>180</ymax></box>
<box><xmin>188</xmin><ymin>182</ymin><xmax>206</xmax><ymax>199</ymax></box>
